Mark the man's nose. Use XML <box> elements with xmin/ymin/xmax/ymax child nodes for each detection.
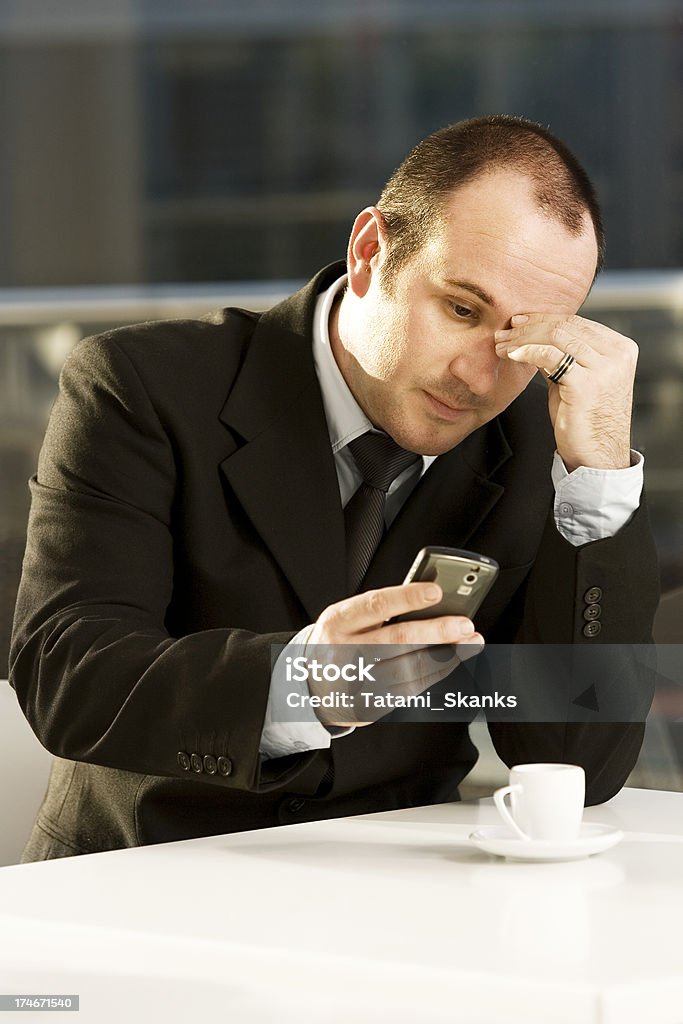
<box><xmin>448</xmin><ymin>335</ymin><xmax>500</xmax><ymax>397</ymax></box>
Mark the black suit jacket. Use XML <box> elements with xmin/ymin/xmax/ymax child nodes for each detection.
<box><xmin>10</xmin><ymin>262</ymin><xmax>660</xmax><ymax>858</ymax></box>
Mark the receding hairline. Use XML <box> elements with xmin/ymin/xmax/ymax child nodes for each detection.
<box><xmin>432</xmin><ymin>164</ymin><xmax>599</xmax><ymax>247</ymax></box>
<box><xmin>378</xmin><ymin>167</ymin><xmax>600</xmax><ymax>297</ymax></box>
<box><xmin>380</xmin><ymin>154</ymin><xmax>594</xmax><ymax>240</ymax></box>
<box><xmin>375</xmin><ymin>116</ymin><xmax>605</xmax><ymax>279</ymax></box>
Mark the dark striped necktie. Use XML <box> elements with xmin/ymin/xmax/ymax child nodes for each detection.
<box><xmin>344</xmin><ymin>431</ymin><xmax>420</xmax><ymax>594</ymax></box>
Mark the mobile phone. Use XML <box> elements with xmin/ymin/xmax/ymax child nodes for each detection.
<box><xmin>394</xmin><ymin>546</ymin><xmax>499</xmax><ymax>622</ymax></box>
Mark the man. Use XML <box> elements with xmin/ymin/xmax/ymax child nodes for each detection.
<box><xmin>10</xmin><ymin>115</ymin><xmax>659</xmax><ymax>860</ymax></box>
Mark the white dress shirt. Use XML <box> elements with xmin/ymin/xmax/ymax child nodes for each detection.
<box><xmin>260</xmin><ymin>275</ymin><xmax>645</xmax><ymax>759</ymax></box>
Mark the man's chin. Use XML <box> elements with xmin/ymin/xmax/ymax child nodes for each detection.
<box><xmin>388</xmin><ymin>419</ymin><xmax>476</xmax><ymax>457</ymax></box>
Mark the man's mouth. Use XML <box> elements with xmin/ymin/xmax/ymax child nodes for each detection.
<box><xmin>422</xmin><ymin>389</ymin><xmax>470</xmax><ymax>421</ymax></box>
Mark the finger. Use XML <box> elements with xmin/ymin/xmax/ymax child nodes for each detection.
<box><xmin>372</xmin><ymin>645</ymin><xmax>484</xmax><ymax>704</ymax></box>
<box><xmin>496</xmin><ymin>318</ymin><xmax>618</xmax><ymax>360</ymax></box>
<box><xmin>372</xmin><ymin>636</ymin><xmax>484</xmax><ymax>689</ymax></box>
<box><xmin>393</xmin><ymin>638</ymin><xmax>485</xmax><ymax>687</ymax></box>
<box><xmin>322</xmin><ymin>582</ymin><xmax>445</xmax><ymax>635</ymax></box>
<box><xmin>511</xmin><ymin>312</ymin><xmax>632</xmax><ymax>350</ymax></box>
<box><xmin>495</xmin><ymin>341</ymin><xmax>588</xmax><ymax>381</ymax></box>
<box><xmin>496</xmin><ymin>329</ymin><xmax>599</xmax><ymax>370</ymax></box>
<box><xmin>368</xmin><ymin>615</ymin><xmax>477</xmax><ymax>647</ymax></box>
<box><xmin>454</xmin><ymin>636</ymin><xmax>486</xmax><ymax>662</ymax></box>
<box><xmin>389</xmin><ymin>662</ymin><xmax>466</xmax><ymax>699</ymax></box>
<box><xmin>369</xmin><ymin>644</ymin><xmax>461</xmax><ymax>691</ymax></box>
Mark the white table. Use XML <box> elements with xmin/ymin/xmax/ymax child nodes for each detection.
<box><xmin>1</xmin><ymin>788</ymin><xmax>682</xmax><ymax>1024</ymax></box>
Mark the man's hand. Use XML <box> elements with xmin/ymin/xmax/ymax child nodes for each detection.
<box><xmin>495</xmin><ymin>313</ymin><xmax>637</xmax><ymax>472</ymax></box>
<box><xmin>304</xmin><ymin>582</ymin><xmax>483</xmax><ymax>727</ymax></box>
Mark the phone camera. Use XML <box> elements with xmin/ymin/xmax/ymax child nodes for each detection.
<box><xmin>463</xmin><ymin>572</ymin><xmax>478</xmax><ymax>585</ymax></box>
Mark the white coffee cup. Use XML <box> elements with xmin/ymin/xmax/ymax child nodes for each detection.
<box><xmin>493</xmin><ymin>763</ymin><xmax>585</xmax><ymax>841</ymax></box>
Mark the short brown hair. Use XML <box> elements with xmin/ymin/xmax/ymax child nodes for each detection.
<box><xmin>376</xmin><ymin>115</ymin><xmax>605</xmax><ymax>283</ymax></box>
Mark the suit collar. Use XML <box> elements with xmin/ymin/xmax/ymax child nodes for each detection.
<box><xmin>219</xmin><ymin>263</ymin><xmax>349</xmax><ymax>619</ymax></box>
<box><xmin>219</xmin><ymin>262</ymin><xmax>345</xmax><ymax>442</ymax></box>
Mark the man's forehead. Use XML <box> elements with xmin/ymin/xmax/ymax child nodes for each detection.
<box><xmin>423</xmin><ymin>193</ymin><xmax>597</xmax><ymax>311</ymax></box>
<box><xmin>450</xmin><ymin>171</ymin><xmax>593</xmax><ymax>244</ymax></box>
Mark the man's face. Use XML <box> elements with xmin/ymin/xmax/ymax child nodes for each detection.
<box><xmin>332</xmin><ymin>170</ymin><xmax>599</xmax><ymax>455</ymax></box>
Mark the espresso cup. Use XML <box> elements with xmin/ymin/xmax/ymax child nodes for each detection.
<box><xmin>493</xmin><ymin>763</ymin><xmax>585</xmax><ymax>842</ymax></box>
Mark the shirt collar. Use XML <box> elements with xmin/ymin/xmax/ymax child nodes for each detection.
<box><xmin>312</xmin><ymin>274</ymin><xmax>436</xmax><ymax>471</ymax></box>
<box><xmin>311</xmin><ymin>274</ymin><xmax>375</xmax><ymax>454</ymax></box>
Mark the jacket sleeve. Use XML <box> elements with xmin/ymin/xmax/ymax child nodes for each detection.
<box><xmin>9</xmin><ymin>333</ymin><xmax>325</xmax><ymax>794</ymax></box>
<box><xmin>487</xmin><ymin>505</ymin><xmax>661</xmax><ymax>805</ymax></box>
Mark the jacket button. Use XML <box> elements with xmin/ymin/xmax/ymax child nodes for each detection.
<box><xmin>177</xmin><ymin>751</ymin><xmax>191</xmax><ymax>771</ymax></box>
<box><xmin>203</xmin><ymin>754</ymin><xmax>217</xmax><ymax>775</ymax></box>
<box><xmin>583</xmin><ymin>621</ymin><xmax>602</xmax><ymax>638</ymax></box>
<box><xmin>288</xmin><ymin>798</ymin><xmax>306</xmax><ymax>812</ymax></box>
<box><xmin>584</xmin><ymin>587</ymin><xmax>602</xmax><ymax>604</ymax></box>
<box><xmin>190</xmin><ymin>753</ymin><xmax>204</xmax><ymax>772</ymax></box>
<box><xmin>583</xmin><ymin>603</ymin><xmax>601</xmax><ymax>621</ymax></box>
<box><xmin>217</xmin><ymin>756</ymin><xmax>233</xmax><ymax>777</ymax></box>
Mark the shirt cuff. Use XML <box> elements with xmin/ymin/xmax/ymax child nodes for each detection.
<box><xmin>260</xmin><ymin>624</ymin><xmax>355</xmax><ymax>760</ymax></box>
<box><xmin>551</xmin><ymin>450</ymin><xmax>644</xmax><ymax>546</ymax></box>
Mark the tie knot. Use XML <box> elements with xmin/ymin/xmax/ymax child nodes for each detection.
<box><xmin>347</xmin><ymin>431</ymin><xmax>420</xmax><ymax>493</ymax></box>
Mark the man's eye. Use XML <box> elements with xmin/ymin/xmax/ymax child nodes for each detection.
<box><xmin>451</xmin><ymin>303</ymin><xmax>475</xmax><ymax>319</ymax></box>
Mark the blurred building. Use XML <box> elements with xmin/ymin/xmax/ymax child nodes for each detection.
<box><xmin>0</xmin><ymin>0</ymin><xmax>682</xmax><ymax>287</ymax></box>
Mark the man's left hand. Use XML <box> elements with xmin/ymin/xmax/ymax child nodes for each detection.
<box><xmin>495</xmin><ymin>313</ymin><xmax>637</xmax><ymax>472</ymax></box>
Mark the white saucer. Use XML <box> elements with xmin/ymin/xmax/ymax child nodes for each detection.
<box><xmin>469</xmin><ymin>823</ymin><xmax>623</xmax><ymax>861</ymax></box>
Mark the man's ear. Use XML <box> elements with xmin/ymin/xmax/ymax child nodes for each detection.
<box><xmin>346</xmin><ymin>207</ymin><xmax>387</xmax><ymax>297</ymax></box>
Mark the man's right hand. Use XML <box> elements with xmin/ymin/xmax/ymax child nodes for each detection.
<box><xmin>305</xmin><ymin>583</ymin><xmax>484</xmax><ymax>727</ymax></box>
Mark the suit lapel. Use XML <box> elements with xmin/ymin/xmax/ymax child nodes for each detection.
<box><xmin>218</xmin><ymin>265</ymin><xmax>349</xmax><ymax>620</ymax></box>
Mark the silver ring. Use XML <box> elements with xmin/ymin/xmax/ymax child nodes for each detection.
<box><xmin>547</xmin><ymin>352</ymin><xmax>576</xmax><ymax>384</ymax></box>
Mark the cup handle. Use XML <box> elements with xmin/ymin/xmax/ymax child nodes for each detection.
<box><xmin>493</xmin><ymin>784</ymin><xmax>529</xmax><ymax>840</ymax></box>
